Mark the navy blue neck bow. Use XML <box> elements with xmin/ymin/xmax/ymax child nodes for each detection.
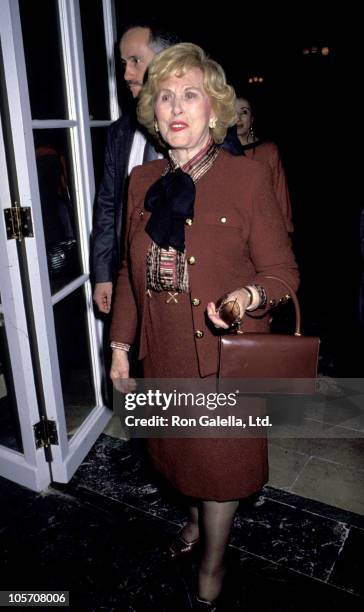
<box><xmin>144</xmin><ymin>168</ymin><xmax>195</xmax><ymax>252</ymax></box>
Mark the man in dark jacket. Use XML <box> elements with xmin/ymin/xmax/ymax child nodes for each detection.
<box><xmin>92</xmin><ymin>23</ymin><xmax>179</xmax><ymax>313</ymax></box>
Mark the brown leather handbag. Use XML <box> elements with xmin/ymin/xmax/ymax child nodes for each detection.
<box><xmin>218</xmin><ymin>276</ymin><xmax>320</xmax><ymax>394</ymax></box>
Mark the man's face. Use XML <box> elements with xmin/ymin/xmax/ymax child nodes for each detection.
<box><xmin>120</xmin><ymin>27</ymin><xmax>156</xmax><ymax>98</ymax></box>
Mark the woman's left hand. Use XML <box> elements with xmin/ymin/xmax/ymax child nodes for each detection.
<box><xmin>207</xmin><ymin>287</ymin><xmax>251</xmax><ymax>329</ymax></box>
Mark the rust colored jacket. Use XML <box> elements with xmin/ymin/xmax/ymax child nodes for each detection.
<box><xmin>110</xmin><ymin>149</ymin><xmax>299</xmax><ymax>377</ymax></box>
<box><xmin>243</xmin><ymin>141</ymin><xmax>293</xmax><ymax>233</ymax></box>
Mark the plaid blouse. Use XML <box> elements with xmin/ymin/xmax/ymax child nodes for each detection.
<box><xmin>146</xmin><ymin>138</ymin><xmax>219</xmax><ymax>293</ymax></box>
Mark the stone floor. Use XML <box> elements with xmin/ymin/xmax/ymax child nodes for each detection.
<box><xmin>1</xmin><ymin>434</ymin><xmax>363</xmax><ymax>611</ymax></box>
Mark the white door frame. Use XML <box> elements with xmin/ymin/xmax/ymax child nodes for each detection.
<box><xmin>0</xmin><ymin>106</ymin><xmax>51</xmax><ymax>491</ymax></box>
<box><xmin>0</xmin><ymin>0</ymin><xmax>115</xmax><ymax>490</ymax></box>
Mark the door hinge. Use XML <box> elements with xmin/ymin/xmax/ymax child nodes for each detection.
<box><xmin>4</xmin><ymin>204</ymin><xmax>34</xmax><ymax>241</ymax></box>
<box><xmin>33</xmin><ymin>416</ymin><xmax>58</xmax><ymax>449</ymax></box>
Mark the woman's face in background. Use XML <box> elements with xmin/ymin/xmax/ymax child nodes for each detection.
<box><xmin>236</xmin><ymin>98</ymin><xmax>253</xmax><ymax>139</ymax></box>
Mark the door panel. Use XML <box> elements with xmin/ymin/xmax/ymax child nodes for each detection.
<box><xmin>19</xmin><ymin>0</ymin><xmax>68</xmax><ymax>120</ymax></box>
<box><xmin>0</xmin><ymin>97</ymin><xmax>51</xmax><ymax>491</ymax></box>
<box><xmin>0</xmin><ymin>0</ymin><xmax>113</xmax><ymax>491</ymax></box>
<box><xmin>79</xmin><ymin>0</ymin><xmax>110</xmax><ymax>120</ymax></box>
<box><xmin>33</xmin><ymin>128</ymin><xmax>81</xmax><ymax>294</ymax></box>
<box><xmin>53</xmin><ymin>285</ymin><xmax>96</xmax><ymax>438</ymax></box>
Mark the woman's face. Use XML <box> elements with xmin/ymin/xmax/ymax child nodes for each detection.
<box><xmin>154</xmin><ymin>67</ymin><xmax>216</xmax><ymax>163</ymax></box>
<box><xmin>236</xmin><ymin>97</ymin><xmax>253</xmax><ymax>139</ymax></box>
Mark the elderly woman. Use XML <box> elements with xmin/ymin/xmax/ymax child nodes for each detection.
<box><xmin>110</xmin><ymin>43</ymin><xmax>298</xmax><ymax>610</ymax></box>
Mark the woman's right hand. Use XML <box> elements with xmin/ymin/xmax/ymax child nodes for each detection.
<box><xmin>110</xmin><ymin>349</ymin><xmax>136</xmax><ymax>393</ymax></box>
<box><xmin>207</xmin><ymin>288</ymin><xmax>251</xmax><ymax>329</ymax></box>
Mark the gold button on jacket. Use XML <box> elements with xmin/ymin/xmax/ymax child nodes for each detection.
<box><xmin>185</xmin><ymin>218</ymin><xmax>193</xmax><ymax>226</ymax></box>
<box><xmin>195</xmin><ymin>330</ymin><xmax>204</xmax><ymax>338</ymax></box>
<box><xmin>220</xmin><ymin>216</ymin><xmax>227</xmax><ymax>223</ymax></box>
<box><xmin>188</xmin><ymin>256</ymin><xmax>196</xmax><ymax>265</ymax></box>
<box><xmin>191</xmin><ymin>298</ymin><xmax>201</xmax><ymax>307</ymax></box>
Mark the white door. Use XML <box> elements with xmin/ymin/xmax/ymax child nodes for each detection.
<box><xmin>0</xmin><ymin>0</ymin><xmax>118</xmax><ymax>490</ymax></box>
<box><xmin>0</xmin><ymin>117</ymin><xmax>51</xmax><ymax>491</ymax></box>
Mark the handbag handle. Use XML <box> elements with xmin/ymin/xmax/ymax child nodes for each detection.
<box><xmin>264</xmin><ymin>275</ymin><xmax>301</xmax><ymax>336</ymax></box>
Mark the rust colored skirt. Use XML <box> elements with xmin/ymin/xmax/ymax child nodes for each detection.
<box><xmin>142</xmin><ymin>291</ymin><xmax>268</xmax><ymax>501</ymax></box>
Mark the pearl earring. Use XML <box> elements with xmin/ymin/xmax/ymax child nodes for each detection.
<box><xmin>154</xmin><ymin>120</ymin><xmax>159</xmax><ymax>133</ymax></box>
<box><xmin>209</xmin><ymin>117</ymin><xmax>217</xmax><ymax>129</ymax></box>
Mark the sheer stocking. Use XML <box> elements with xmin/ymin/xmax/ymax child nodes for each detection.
<box><xmin>198</xmin><ymin>499</ymin><xmax>239</xmax><ymax>602</ymax></box>
<box><xmin>180</xmin><ymin>502</ymin><xmax>200</xmax><ymax>542</ymax></box>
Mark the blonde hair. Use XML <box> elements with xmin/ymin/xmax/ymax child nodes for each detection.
<box><xmin>137</xmin><ymin>42</ymin><xmax>237</xmax><ymax>145</ymax></box>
